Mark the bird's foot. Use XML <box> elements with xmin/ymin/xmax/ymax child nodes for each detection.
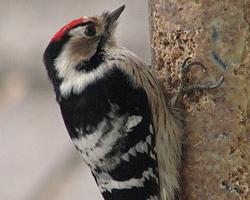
<box><xmin>174</xmin><ymin>57</ymin><xmax>224</xmax><ymax>104</ymax></box>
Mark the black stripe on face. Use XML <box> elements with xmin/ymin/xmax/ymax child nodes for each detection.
<box><xmin>101</xmin><ymin>177</ymin><xmax>159</xmax><ymax>200</ymax></box>
<box><xmin>74</xmin><ymin>49</ymin><xmax>104</xmax><ymax>73</ymax></box>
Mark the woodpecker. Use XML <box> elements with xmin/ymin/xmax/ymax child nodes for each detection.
<box><xmin>43</xmin><ymin>5</ymin><xmax>223</xmax><ymax>200</ymax></box>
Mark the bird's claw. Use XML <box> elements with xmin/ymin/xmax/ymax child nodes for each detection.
<box><xmin>175</xmin><ymin>57</ymin><xmax>224</xmax><ymax>102</ymax></box>
<box><xmin>181</xmin><ymin>57</ymin><xmax>206</xmax><ymax>77</ymax></box>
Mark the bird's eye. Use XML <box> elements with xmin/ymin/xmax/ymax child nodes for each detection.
<box><xmin>84</xmin><ymin>25</ymin><xmax>96</xmax><ymax>37</ymax></box>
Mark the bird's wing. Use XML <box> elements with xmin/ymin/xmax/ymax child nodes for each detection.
<box><xmin>116</xmin><ymin>53</ymin><xmax>183</xmax><ymax>200</ymax></box>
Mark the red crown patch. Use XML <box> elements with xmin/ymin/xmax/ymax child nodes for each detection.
<box><xmin>50</xmin><ymin>17</ymin><xmax>91</xmax><ymax>43</ymax></box>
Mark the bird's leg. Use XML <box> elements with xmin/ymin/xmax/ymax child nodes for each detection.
<box><xmin>174</xmin><ymin>57</ymin><xmax>224</xmax><ymax>104</ymax></box>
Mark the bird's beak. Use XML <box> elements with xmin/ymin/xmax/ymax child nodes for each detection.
<box><xmin>107</xmin><ymin>5</ymin><xmax>125</xmax><ymax>25</ymax></box>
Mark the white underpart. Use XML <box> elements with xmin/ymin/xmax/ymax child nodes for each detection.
<box><xmin>96</xmin><ymin>168</ymin><xmax>158</xmax><ymax>193</ymax></box>
<box><xmin>125</xmin><ymin>115</ymin><xmax>142</xmax><ymax>132</ymax></box>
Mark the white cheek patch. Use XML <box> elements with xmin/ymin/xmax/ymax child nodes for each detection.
<box><xmin>55</xmin><ymin>47</ymin><xmax>110</xmax><ymax>97</ymax></box>
<box><xmin>60</xmin><ymin>65</ymin><xmax>108</xmax><ymax>97</ymax></box>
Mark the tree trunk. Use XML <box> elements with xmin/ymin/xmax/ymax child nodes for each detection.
<box><xmin>149</xmin><ymin>1</ymin><xmax>250</xmax><ymax>200</ymax></box>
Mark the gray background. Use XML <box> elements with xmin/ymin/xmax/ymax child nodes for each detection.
<box><xmin>0</xmin><ymin>0</ymin><xmax>150</xmax><ymax>199</ymax></box>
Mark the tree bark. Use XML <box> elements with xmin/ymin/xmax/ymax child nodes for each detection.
<box><xmin>149</xmin><ymin>1</ymin><xmax>250</xmax><ymax>200</ymax></box>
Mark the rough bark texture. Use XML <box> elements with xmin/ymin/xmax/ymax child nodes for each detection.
<box><xmin>149</xmin><ymin>1</ymin><xmax>250</xmax><ymax>200</ymax></box>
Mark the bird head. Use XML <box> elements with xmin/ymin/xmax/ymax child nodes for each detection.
<box><xmin>46</xmin><ymin>5</ymin><xmax>125</xmax><ymax>63</ymax></box>
<box><xmin>43</xmin><ymin>5</ymin><xmax>125</xmax><ymax>97</ymax></box>
<box><xmin>43</xmin><ymin>5</ymin><xmax>125</xmax><ymax>98</ymax></box>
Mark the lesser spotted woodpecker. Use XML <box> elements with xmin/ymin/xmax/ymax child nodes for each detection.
<box><xmin>43</xmin><ymin>5</ymin><xmax>223</xmax><ymax>200</ymax></box>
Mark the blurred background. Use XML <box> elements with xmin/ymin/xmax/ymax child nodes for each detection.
<box><xmin>0</xmin><ymin>0</ymin><xmax>150</xmax><ymax>199</ymax></box>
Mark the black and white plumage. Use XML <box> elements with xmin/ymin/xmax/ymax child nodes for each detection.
<box><xmin>43</xmin><ymin>5</ymin><xmax>182</xmax><ymax>200</ymax></box>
